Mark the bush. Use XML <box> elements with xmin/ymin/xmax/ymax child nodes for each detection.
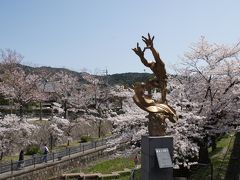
<box><xmin>0</xmin><ymin>97</ymin><xmax>9</xmax><ymax>105</ymax></box>
<box><xmin>80</xmin><ymin>135</ymin><xmax>93</xmax><ymax>143</ymax></box>
<box><xmin>25</xmin><ymin>144</ymin><xmax>41</xmax><ymax>155</ymax></box>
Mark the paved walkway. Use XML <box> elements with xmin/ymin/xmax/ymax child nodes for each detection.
<box><xmin>0</xmin><ymin>144</ymin><xmax>107</xmax><ymax>180</ymax></box>
<box><xmin>224</xmin><ymin>132</ymin><xmax>240</xmax><ymax>180</ymax></box>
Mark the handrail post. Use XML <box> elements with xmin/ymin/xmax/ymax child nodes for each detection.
<box><xmin>33</xmin><ymin>155</ymin><xmax>36</xmax><ymax>168</ymax></box>
<box><xmin>68</xmin><ymin>148</ymin><xmax>70</xmax><ymax>157</ymax></box>
<box><xmin>53</xmin><ymin>153</ymin><xmax>54</xmax><ymax>162</ymax></box>
<box><xmin>83</xmin><ymin>144</ymin><xmax>84</xmax><ymax>153</ymax></box>
<box><xmin>95</xmin><ymin>141</ymin><xmax>97</xmax><ymax>149</ymax></box>
<box><xmin>210</xmin><ymin>162</ymin><xmax>213</xmax><ymax>180</ymax></box>
<box><xmin>11</xmin><ymin>159</ymin><xmax>13</xmax><ymax>174</ymax></box>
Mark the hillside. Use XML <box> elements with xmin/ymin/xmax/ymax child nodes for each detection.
<box><xmin>20</xmin><ymin>64</ymin><xmax>153</xmax><ymax>86</ymax></box>
<box><xmin>108</xmin><ymin>72</ymin><xmax>153</xmax><ymax>86</ymax></box>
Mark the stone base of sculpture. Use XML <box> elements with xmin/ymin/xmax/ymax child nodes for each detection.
<box><xmin>147</xmin><ymin>113</ymin><xmax>167</xmax><ymax>136</ymax></box>
<box><xmin>141</xmin><ymin>135</ymin><xmax>173</xmax><ymax>180</ymax></box>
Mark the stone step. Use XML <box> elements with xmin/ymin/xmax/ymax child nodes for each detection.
<box><xmin>62</xmin><ymin>171</ymin><xmax>124</xmax><ymax>179</ymax></box>
<box><xmin>98</xmin><ymin>172</ymin><xmax>119</xmax><ymax>178</ymax></box>
<box><xmin>62</xmin><ymin>172</ymin><xmax>85</xmax><ymax>178</ymax></box>
<box><xmin>61</xmin><ymin>166</ymin><xmax>141</xmax><ymax>179</ymax></box>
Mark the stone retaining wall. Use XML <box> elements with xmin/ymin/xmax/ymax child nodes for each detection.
<box><xmin>2</xmin><ymin>142</ymin><xmax>129</xmax><ymax>180</ymax></box>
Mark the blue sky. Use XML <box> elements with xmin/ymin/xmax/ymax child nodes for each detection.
<box><xmin>0</xmin><ymin>0</ymin><xmax>240</xmax><ymax>74</ymax></box>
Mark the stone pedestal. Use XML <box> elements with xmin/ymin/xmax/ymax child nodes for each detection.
<box><xmin>141</xmin><ymin>135</ymin><xmax>173</xmax><ymax>180</ymax></box>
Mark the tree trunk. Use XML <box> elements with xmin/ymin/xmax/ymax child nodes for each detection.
<box><xmin>51</xmin><ymin>107</ymin><xmax>53</xmax><ymax>119</ymax></box>
<box><xmin>120</xmin><ymin>99</ymin><xmax>123</xmax><ymax>109</ymax></box>
<box><xmin>50</xmin><ymin>134</ymin><xmax>53</xmax><ymax>150</ymax></box>
<box><xmin>64</xmin><ymin>100</ymin><xmax>67</xmax><ymax>119</ymax></box>
<box><xmin>198</xmin><ymin>142</ymin><xmax>210</xmax><ymax>164</ymax></box>
<box><xmin>0</xmin><ymin>151</ymin><xmax>3</xmax><ymax>160</ymax></box>
<box><xmin>211</xmin><ymin>136</ymin><xmax>217</xmax><ymax>152</ymax></box>
<box><xmin>98</xmin><ymin>119</ymin><xmax>102</xmax><ymax>138</ymax></box>
<box><xmin>19</xmin><ymin>104</ymin><xmax>23</xmax><ymax>120</ymax></box>
<box><xmin>39</xmin><ymin>101</ymin><xmax>42</xmax><ymax>120</ymax></box>
<box><xmin>10</xmin><ymin>99</ymin><xmax>13</xmax><ymax>114</ymax></box>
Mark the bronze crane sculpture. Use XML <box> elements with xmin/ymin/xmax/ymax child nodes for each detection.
<box><xmin>132</xmin><ymin>33</ymin><xmax>177</xmax><ymax>136</ymax></box>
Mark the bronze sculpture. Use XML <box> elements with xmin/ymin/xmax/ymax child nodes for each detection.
<box><xmin>132</xmin><ymin>33</ymin><xmax>177</xmax><ymax>136</ymax></box>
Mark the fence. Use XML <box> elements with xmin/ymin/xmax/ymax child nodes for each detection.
<box><xmin>0</xmin><ymin>137</ymin><xmax>113</xmax><ymax>174</ymax></box>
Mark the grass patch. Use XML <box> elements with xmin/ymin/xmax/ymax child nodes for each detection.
<box><xmin>68</xmin><ymin>156</ymin><xmax>138</xmax><ymax>179</ymax></box>
<box><xmin>190</xmin><ymin>134</ymin><xmax>235</xmax><ymax>180</ymax></box>
<box><xmin>30</xmin><ymin>119</ymin><xmax>49</xmax><ymax>125</ymax></box>
<box><xmin>51</xmin><ymin>140</ymin><xmax>81</xmax><ymax>152</ymax></box>
<box><xmin>83</xmin><ymin>157</ymin><xmax>135</xmax><ymax>174</ymax></box>
<box><xmin>51</xmin><ymin>137</ymin><xmax>99</xmax><ymax>152</ymax></box>
<box><xmin>1</xmin><ymin>154</ymin><xmax>32</xmax><ymax>163</ymax></box>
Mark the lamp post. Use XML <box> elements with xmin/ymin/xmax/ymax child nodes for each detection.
<box><xmin>40</xmin><ymin>78</ymin><xmax>48</xmax><ymax>120</ymax></box>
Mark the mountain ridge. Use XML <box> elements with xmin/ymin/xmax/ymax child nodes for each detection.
<box><xmin>20</xmin><ymin>64</ymin><xmax>153</xmax><ymax>86</ymax></box>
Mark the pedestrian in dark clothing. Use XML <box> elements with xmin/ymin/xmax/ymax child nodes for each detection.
<box><xmin>0</xmin><ymin>146</ymin><xmax>3</xmax><ymax>161</ymax></box>
<box><xmin>134</xmin><ymin>155</ymin><xmax>139</xmax><ymax>167</ymax></box>
<box><xmin>18</xmin><ymin>150</ymin><xmax>24</xmax><ymax>169</ymax></box>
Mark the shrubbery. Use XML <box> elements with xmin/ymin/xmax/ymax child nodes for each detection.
<box><xmin>25</xmin><ymin>144</ymin><xmax>41</xmax><ymax>155</ymax></box>
<box><xmin>80</xmin><ymin>135</ymin><xmax>93</xmax><ymax>143</ymax></box>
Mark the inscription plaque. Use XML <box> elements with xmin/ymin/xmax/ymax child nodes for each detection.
<box><xmin>155</xmin><ymin>148</ymin><xmax>173</xmax><ymax>168</ymax></box>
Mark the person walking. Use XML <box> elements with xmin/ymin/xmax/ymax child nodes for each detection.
<box><xmin>134</xmin><ymin>155</ymin><xmax>139</xmax><ymax>167</ymax></box>
<box><xmin>17</xmin><ymin>150</ymin><xmax>24</xmax><ymax>169</ymax></box>
<box><xmin>0</xmin><ymin>145</ymin><xmax>3</xmax><ymax>161</ymax></box>
<box><xmin>130</xmin><ymin>168</ymin><xmax>135</xmax><ymax>180</ymax></box>
<box><xmin>43</xmin><ymin>144</ymin><xmax>49</xmax><ymax>163</ymax></box>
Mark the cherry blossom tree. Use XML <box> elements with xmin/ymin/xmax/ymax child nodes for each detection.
<box><xmin>32</xmin><ymin>116</ymin><xmax>71</xmax><ymax>150</ymax></box>
<box><xmin>50</xmin><ymin>71</ymin><xmax>79</xmax><ymax>119</ymax></box>
<box><xmin>79</xmin><ymin>70</ymin><xmax>111</xmax><ymax>137</ymax></box>
<box><xmin>175</xmin><ymin>37</ymin><xmax>240</xmax><ymax>150</ymax></box>
<box><xmin>0</xmin><ymin>114</ymin><xmax>37</xmax><ymax>158</ymax></box>
<box><xmin>0</xmin><ymin>49</ymin><xmax>45</xmax><ymax>118</ymax></box>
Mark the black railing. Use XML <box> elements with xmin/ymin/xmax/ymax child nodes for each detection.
<box><xmin>0</xmin><ymin>137</ymin><xmax>114</xmax><ymax>174</ymax></box>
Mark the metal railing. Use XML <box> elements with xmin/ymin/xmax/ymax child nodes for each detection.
<box><xmin>0</xmin><ymin>137</ymin><xmax>112</xmax><ymax>174</ymax></box>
